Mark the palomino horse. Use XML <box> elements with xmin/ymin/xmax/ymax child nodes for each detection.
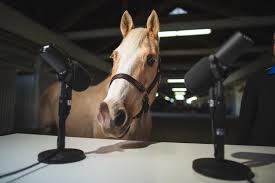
<box><xmin>39</xmin><ymin>10</ymin><xmax>160</xmax><ymax>140</ymax></box>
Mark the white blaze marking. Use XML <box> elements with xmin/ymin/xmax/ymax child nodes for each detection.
<box><xmin>105</xmin><ymin>49</ymin><xmax>140</xmax><ymax>102</ymax></box>
<box><xmin>104</xmin><ymin>28</ymin><xmax>147</xmax><ymax>104</ymax></box>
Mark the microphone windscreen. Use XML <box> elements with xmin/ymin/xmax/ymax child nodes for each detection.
<box><xmin>40</xmin><ymin>44</ymin><xmax>67</xmax><ymax>74</ymax></box>
<box><xmin>184</xmin><ymin>57</ymin><xmax>215</xmax><ymax>94</ymax></box>
<box><xmin>67</xmin><ymin>61</ymin><xmax>91</xmax><ymax>92</ymax></box>
<box><xmin>215</xmin><ymin>32</ymin><xmax>254</xmax><ymax>66</ymax></box>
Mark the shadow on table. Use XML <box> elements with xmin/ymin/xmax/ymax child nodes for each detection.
<box><xmin>232</xmin><ymin>152</ymin><xmax>275</xmax><ymax>167</ymax></box>
<box><xmin>85</xmin><ymin>141</ymin><xmax>157</xmax><ymax>155</ymax></box>
<box><xmin>5</xmin><ymin>165</ymin><xmax>48</xmax><ymax>183</ymax></box>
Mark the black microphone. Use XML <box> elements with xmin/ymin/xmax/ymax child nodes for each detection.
<box><xmin>40</xmin><ymin>44</ymin><xmax>91</xmax><ymax>92</ymax></box>
<box><xmin>184</xmin><ymin>57</ymin><xmax>214</xmax><ymax>94</ymax></box>
<box><xmin>40</xmin><ymin>44</ymin><xmax>67</xmax><ymax>74</ymax></box>
<box><xmin>65</xmin><ymin>60</ymin><xmax>91</xmax><ymax>92</ymax></box>
<box><xmin>215</xmin><ymin>32</ymin><xmax>254</xmax><ymax>67</ymax></box>
<box><xmin>184</xmin><ymin>32</ymin><xmax>254</xmax><ymax>94</ymax></box>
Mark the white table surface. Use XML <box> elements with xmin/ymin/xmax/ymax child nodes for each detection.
<box><xmin>0</xmin><ymin>134</ymin><xmax>274</xmax><ymax>183</ymax></box>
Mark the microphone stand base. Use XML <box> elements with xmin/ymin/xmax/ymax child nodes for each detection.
<box><xmin>193</xmin><ymin>158</ymin><xmax>254</xmax><ymax>181</ymax></box>
<box><xmin>38</xmin><ymin>148</ymin><xmax>86</xmax><ymax>164</ymax></box>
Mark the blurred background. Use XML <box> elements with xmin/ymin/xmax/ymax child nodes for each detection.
<box><xmin>0</xmin><ymin>0</ymin><xmax>274</xmax><ymax>145</ymax></box>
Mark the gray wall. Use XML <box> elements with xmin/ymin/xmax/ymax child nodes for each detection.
<box><xmin>0</xmin><ymin>69</ymin><xmax>16</xmax><ymax>134</ymax></box>
<box><xmin>0</xmin><ymin>29</ymin><xmax>39</xmax><ymax>134</ymax></box>
<box><xmin>14</xmin><ymin>72</ymin><xmax>40</xmax><ymax>130</ymax></box>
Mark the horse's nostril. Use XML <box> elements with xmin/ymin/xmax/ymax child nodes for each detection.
<box><xmin>114</xmin><ymin>110</ymin><xmax>126</xmax><ymax>127</ymax></box>
<box><xmin>99</xmin><ymin>102</ymin><xmax>109</xmax><ymax>113</ymax></box>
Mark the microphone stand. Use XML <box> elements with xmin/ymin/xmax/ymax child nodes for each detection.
<box><xmin>209</xmin><ymin>82</ymin><xmax>225</xmax><ymax>161</ymax></box>
<box><xmin>192</xmin><ymin>55</ymin><xmax>253</xmax><ymax>180</ymax></box>
<box><xmin>57</xmin><ymin>82</ymin><xmax>71</xmax><ymax>150</ymax></box>
<box><xmin>38</xmin><ymin>72</ymin><xmax>86</xmax><ymax>164</ymax></box>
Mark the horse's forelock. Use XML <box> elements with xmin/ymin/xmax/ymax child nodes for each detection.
<box><xmin>119</xmin><ymin>28</ymin><xmax>147</xmax><ymax>52</ymax></box>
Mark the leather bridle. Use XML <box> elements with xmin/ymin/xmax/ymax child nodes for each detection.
<box><xmin>109</xmin><ymin>58</ymin><xmax>161</xmax><ymax>119</ymax></box>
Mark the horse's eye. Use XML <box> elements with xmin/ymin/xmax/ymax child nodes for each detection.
<box><xmin>146</xmin><ymin>55</ymin><xmax>155</xmax><ymax>67</ymax></box>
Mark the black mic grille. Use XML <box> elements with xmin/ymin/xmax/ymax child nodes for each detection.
<box><xmin>184</xmin><ymin>57</ymin><xmax>215</xmax><ymax>94</ymax></box>
<box><xmin>40</xmin><ymin>44</ymin><xmax>91</xmax><ymax>92</ymax></box>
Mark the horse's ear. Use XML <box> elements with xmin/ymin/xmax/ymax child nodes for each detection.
<box><xmin>120</xmin><ymin>10</ymin><xmax>134</xmax><ymax>38</ymax></box>
<box><xmin>146</xmin><ymin>10</ymin><xmax>159</xmax><ymax>38</ymax></box>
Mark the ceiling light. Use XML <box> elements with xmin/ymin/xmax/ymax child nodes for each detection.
<box><xmin>158</xmin><ymin>29</ymin><xmax>212</xmax><ymax>38</ymax></box>
<box><xmin>158</xmin><ymin>31</ymin><xmax>177</xmax><ymax>38</ymax></box>
<box><xmin>164</xmin><ymin>96</ymin><xmax>170</xmax><ymax>101</ymax></box>
<box><xmin>167</xmin><ymin>79</ymin><xmax>185</xmax><ymax>83</ymax></box>
<box><xmin>177</xmin><ymin>29</ymin><xmax>212</xmax><ymax>36</ymax></box>
<box><xmin>169</xmin><ymin>7</ymin><xmax>188</xmax><ymax>15</ymax></box>
<box><xmin>172</xmin><ymin>88</ymin><xmax>187</xmax><ymax>92</ymax></box>
<box><xmin>186</xmin><ymin>96</ymin><xmax>198</xmax><ymax>104</ymax></box>
<box><xmin>174</xmin><ymin>92</ymin><xmax>186</xmax><ymax>96</ymax></box>
<box><xmin>174</xmin><ymin>91</ymin><xmax>185</xmax><ymax>101</ymax></box>
<box><xmin>175</xmin><ymin>95</ymin><xmax>185</xmax><ymax>100</ymax></box>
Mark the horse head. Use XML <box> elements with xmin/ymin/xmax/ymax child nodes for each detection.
<box><xmin>97</xmin><ymin>10</ymin><xmax>160</xmax><ymax>138</ymax></box>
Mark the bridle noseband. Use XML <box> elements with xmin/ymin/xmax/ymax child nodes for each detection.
<box><xmin>109</xmin><ymin>58</ymin><xmax>161</xmax><ymax>119</ymax></box>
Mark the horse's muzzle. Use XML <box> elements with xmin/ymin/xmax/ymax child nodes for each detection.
<box><xmin>97</xmin><ymin>102</ymin><xmax>129</xmax><ymax>137</ymax></box>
